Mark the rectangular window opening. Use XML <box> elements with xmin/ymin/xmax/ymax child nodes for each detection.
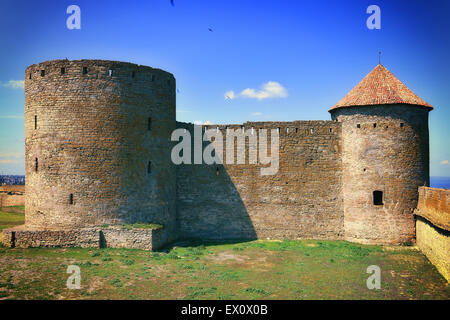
<box><xmin>132</xmin><ymin>71</ymin><xmax>135</xmax><ymax>78</ymax></box>
<box><xmin>148</xmin><ymin>117</ymin><xmax>152</xmax><ymax>131</ymax></box>
<box><xmin>373</xmin><ymin>123</ymin><xmax>377</xmax><ymax>128</ymax></box>
<box><xmin>82</xmin><ymin>67</ymin><xmax>88</xmax><ymax>75</ymax></box>
<box><xmin>357</xmin><ymin>124</ymin><xmax>361</xmax><ymax>128</ymax></box>
<box><xmin>35</xmin><ymin>158</ymin><xmax>38</xmax><ymax>172</ymax></box>
<box><xmin>108</xmin><ymin>69</ymin><xmax>113</xmax><ymax>77</ymax></box>
<box><xmin>400</xmin><ymin>123</ymin><xmax>404</xmax><ymax>128</ymax></box>
<box><xmin>40</xmin><ymin>70</ymin><xmax>45</xmax><ymax>77</ymax></box>
<box><xmin>34</xmin><ymin>115</ymin><xmax>37</xmax><ymax>129</ymax></box>
<box><xmin>373</xmin><ymin>191</ymin><xmax>383</xmax><ymax>205</ymax></box>
<box><xmin>61</xmin><ymin>67</ymin><xmax>65</xmax><ymax>75</ymax></box>
<box><xmin>147</xmin><ymin>161</ymin><xmax>152</xmax><ymax>174</ymax></box>
<box><xmin>69</xmin><ymin>194</ymin><xmax>73</xmax><ymax>205</ymax></box>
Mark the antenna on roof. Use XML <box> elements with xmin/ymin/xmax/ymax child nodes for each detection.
<box><xmin>378</xmin><ymin>51</ymin><xmax>381</xmax><ymax>65</ymax></box>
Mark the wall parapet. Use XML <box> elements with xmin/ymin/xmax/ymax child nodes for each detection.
<box><xmin>414</xmin><ymin>186</ymin><xmax>449</xmax><ymax>282</ymax></box>
<box><xmin>414</xmin><ymin>186</ymin><xmax>450</xmax><ymax>231</ymax></box>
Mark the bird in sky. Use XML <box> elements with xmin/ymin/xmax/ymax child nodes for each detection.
<box><xmin>208</xmin><ymin>27</ymin><xmax>213</xmax><ymax>32</ymax></box>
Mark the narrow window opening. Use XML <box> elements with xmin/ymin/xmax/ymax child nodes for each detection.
<box><xmin>34</xmin><ymin>115</ymin><xmax>37</xmax><ymax>129</ymax></box>
<box><xmin>82</xmin><ymin>67</ymin><xmax>88</xmax><ymax>74</ymax></box>
<box><xmin>147</xmin><ymin>161</ymin><xmax>152</xmax><ymax>174</ymax></box>
<box><xmin>373</xmin><ymin>191</ymin><xmax>383</xmax><ymax>205</ymax></box>
<box><xmin>286</xmin><ymin>127</ymin><xmax>289</xmax><ymax>133</ymax></box>
<box><xmin>40</xmin><ymin>70</ymin><xmax>45</xmax><ymax>77</ymax></box>
<box><xmin>69</xmin><ymin>194</ymin><xmax>73</xmax><ymax>205</ymax></box>
<box><xmin>108</xmin><ymin>69</ymin><xmax>113</xmax><ymax>77</ymax></box>
<box><xmin>29</xmin><ymin>73</ymin><xmax>32</xmax><ymax>79</ymax></box>
<box><xmin>373</xmin><ymin>123</ymin><xmax>377</xmax><ymax>128</ymax></box>
<box><xmin>151</xmin><ymin>75</ymin><xmax>155</xmax><ymax>81</ymax></box>
<box><xmin>216</xmin><ymin>167</ymin><xmax>220</xmax><ymax>176</ymax></box>
<box><xmin>295</xmin><ymin>128</ymin><xmax>298</xmax><ymax>133</ymax></box>
<box><xmin>131</xmin><ymin>71</ymin><xmax>135</xmax><ymax>78</ymax></box>
<box><xmin>329</xmin><ymin>128</ymin><xmax>332</xmax><ymax>133</ymax></box>
<box><xmin>61</xmin><ymin>67</ymin><xmax>65</xmax><ymax>75</ymax></box>
<box><xmin>357</xmin><ymin>124</ymin><xmax>361</xmax><ymax>128</ymax></box>
<box><xmin>148</xmin><ymin>117</ymin><xmax>152</xmax><ymax>131</ymax></box>
<box><xmin>277</xmin><ymin>127</ymin><xmax>281</xmax><ymax>134</ymax></box>
<box><xmin>400</xmin><ymin>123</ymin><xmax>404</xmax><ymax>128</ymax></box>
<box><xmin>310</xmin><ymin>128</ymin><xmax>314</xmax><ymax>134</ymax></box>
<box><xmin>35</xmin><ymin>158</ymin><xmax>38</xmax><ymax>172</ymax></box>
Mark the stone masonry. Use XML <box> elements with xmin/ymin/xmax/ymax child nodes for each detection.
<box><xmin>414</xmin><ymin>187</ymin><xmax>449</xmax><ymax>281</ymax></box>
<box><xmin>1</xmin><ymin>60</ymin><xmax>436</xmax><ymax>250</ymax></box>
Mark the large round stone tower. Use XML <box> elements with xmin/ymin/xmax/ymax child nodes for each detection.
<box><xmin>24</xmin><ymin>60</ymin><xmax>176</xmax><ymax>234</ymax></box>
<box><xmin>329</xmin><ymin>64</ymin><xmax>433</xmax><ymax>245</ymax></box>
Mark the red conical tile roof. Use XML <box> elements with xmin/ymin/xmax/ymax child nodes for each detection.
<box><xmin>329</xmin><ymin>64</ymin><xmax>433</xmax><ymax>112</ymax></box>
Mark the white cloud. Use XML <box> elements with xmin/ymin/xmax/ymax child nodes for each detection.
<box><xmin>440</xmin><ymin>160</ymin><xmax>449</xmax><ymax>166</ymax></box>
<box><xmin>176</xmin><ymin>109</ymin><xmax>191</xmax><ymax>113</ymax></box>
<box><xmin>225</xmin><ymin>81</ymin><xmax>288</xmax><ymax>101</ymax></box>
<box><xmin>2</xmin><ymin>80</ymin><xmax>24</xmax><ymax>89</ymax></box>
<box><xmin>224</xmin><ymin>90</ymin><xmax>236</xmax><ymax>100</ymax></box>
<box><xmin>0</xmin><ymin>152</ymin><xmax>24</xmax><ymax>165</ymax></box>
<box><xmin>251</xmin><ymin>112</ymin><xmax>262</xmax><ymax>116</ymax></box>
<box><xmin>193</xmin><ymin>120</ymin><xmax>212</xmax><ymax>125</ymax></box>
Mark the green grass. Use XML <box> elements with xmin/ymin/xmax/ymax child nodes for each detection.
<box><xmin>119</xmin><ymin>223</ymin><xmax>163</xmax><ymax>230</ymax></box>
<box><xmin>102</xmin><ymin>223</ymin><xmax>164</xmax><ymax>230</ymax></box>
<box><xmin>0</xmin><ymin>205</ymin><xmax>25</xmax><ymax>231</ymax></box>
<box><xmin>0</xmin><ymin>207</ymin><xmax>448</xmax><ymax>300</ymax></box>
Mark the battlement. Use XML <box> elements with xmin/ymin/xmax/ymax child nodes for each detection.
<box><xmin>25</xmin><ymin>59</ymin><xmax>174</xmax><ymax>84</ymax></box>
<box><xmin>178</xmin><ymin>120</ymin><xmax>341</xmax><ymax>138</ymax></box>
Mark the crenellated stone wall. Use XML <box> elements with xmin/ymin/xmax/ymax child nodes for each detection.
<box><xmin>176</xmin><ymin>120</ymin><xmax>344</xmax><ymax>240</ymax></box>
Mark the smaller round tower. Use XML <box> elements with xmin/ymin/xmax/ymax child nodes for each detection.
<box><xmin>329</xmin><ymin>64</ymin><xmax>433</xmax><ymax>245</ymax></box>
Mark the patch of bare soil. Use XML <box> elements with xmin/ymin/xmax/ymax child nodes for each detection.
<box><xmin>210</xmin><ymin>251</ymin><xmax>249</xmax><ymax>263</ymax></box>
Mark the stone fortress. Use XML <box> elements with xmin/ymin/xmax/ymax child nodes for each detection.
<box><xmin>2</xmin><ymin>59</ymin><xmax>448</xmax><ymax>278</ymax></box>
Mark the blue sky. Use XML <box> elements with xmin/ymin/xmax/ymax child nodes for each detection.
<box><xmin>0</xmin><ymin>0</ymin><xmax>449</xmax><ymax>176</ymax></box>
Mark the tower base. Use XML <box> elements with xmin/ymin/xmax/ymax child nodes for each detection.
<box><xmin>1</xmin><ymin>225</ymin><xmax>170</xmax><ymax>251</ymax></box>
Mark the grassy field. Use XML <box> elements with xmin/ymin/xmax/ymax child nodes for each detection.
<box><xmin>0</xmin><ymin>206</ymin><xmax>448</xmax><ymax>300</ymax></box>
<box><xmin>0</xmin><ymin>205</ymin><xmax>25</xmax><ymax>231</ymax></box>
